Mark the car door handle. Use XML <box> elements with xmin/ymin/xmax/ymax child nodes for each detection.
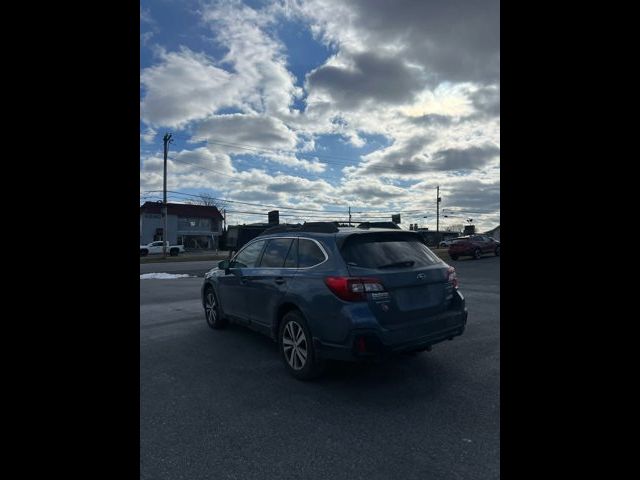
<box><xmin>274</xmin><ymin>277</ymin><xmax>286</xmax><ymax>285</ymax></box>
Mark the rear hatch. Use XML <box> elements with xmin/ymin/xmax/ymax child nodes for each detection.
<box><xmin>339</xmin><ymin>232</ymin><xmax>454</xmax><ymax>327</ymax></box>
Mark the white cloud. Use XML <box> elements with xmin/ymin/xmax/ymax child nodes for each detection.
<box><xmin>139</xmin><ymin>0</ymin><xmax>500</xmax><ymax>229</ymax></box>
<box><xmin>201</xmin><ymin>1</ymin><xmax>302</xmax><ymax>116</ymax></box>
<box><xmin>140</xmin><ymin>48</ymin><xmax>238</xmax><ymax>128</ymax></box>
<box><xmin>140</xmin><ymin>6</ymin><xmax>156</xmax><ymax>26</ymax></box>
<box><xmin>140</xmin><ymin>127</ymin><xmax>157</xmax><ymax>144</ymax></box>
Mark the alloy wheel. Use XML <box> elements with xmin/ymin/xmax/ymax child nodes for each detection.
<box><xmin>282</xmin><ymin>321</ymin><xmax>308</xmax><ymax>370</ymax></box>
<box><xmin>205</xmin><ymin>291</ymin><xmax>217</xmax><ymax>326</ymax></box>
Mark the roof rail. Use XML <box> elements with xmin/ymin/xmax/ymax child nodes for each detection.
<box><xmin>300</xmin><ymin>221</ymin><xmax>339</xmax><ymax>233</ymax></box>
<box><xmin>357</xmin><ymin>221</ymin><xmax>401</xmax><ymax>230</ymax></box>
<box><xmin>261</xmin><ymin>221</ymin><xmax>339</xmax><ymax>235</ymax></box>
<box><xmin>260</xmin><ymin>224</ymin><xmax>302</xmax><ymax>235</ymax></box>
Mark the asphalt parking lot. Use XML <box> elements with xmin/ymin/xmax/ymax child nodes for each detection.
<box><xmin>140</xmin><ymin>255</ymin><xmax>500</xmax><ymax>480</ymax></box>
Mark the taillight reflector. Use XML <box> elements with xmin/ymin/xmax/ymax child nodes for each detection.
<box><xmin>324</xmin><ymin>276</ymin><xmax>385</xmax><ymax>302</ymax></box>
<box><xmin>447</xmin><ymin>266</ymin><xmax>459</xmax><ymax>288</ymax></box>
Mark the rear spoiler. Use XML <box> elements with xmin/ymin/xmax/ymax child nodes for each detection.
<box><xmin>335</xmin><ymin>229</ymin><xmax>424</xmax><ymax>250</ymax></box>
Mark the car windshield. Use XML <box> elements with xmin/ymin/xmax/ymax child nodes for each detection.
<box><xmin>340</xmin><ymin>232</ymin><xmax>441</xmax><ymax>269</ymax></box>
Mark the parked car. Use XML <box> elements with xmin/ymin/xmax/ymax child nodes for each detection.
<box><xmin>438</xmin><ymin>238</ymin><xmax>460</xmax><ymax>248</ymax></box>
<box><xmin>448</xmin><ymin>235</ymin><xmax>500</xmax><ymax>260</ymax></box>
<box><xmin>201</xmin><ymin>223</ymin><xmax>468</xmax><ymax>380</ymax></box>
<box><xmin>140</xmin><ymin>241</ymin><xmax>185</xmax><ymax>257</ymax></box>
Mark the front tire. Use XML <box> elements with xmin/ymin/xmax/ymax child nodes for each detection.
<box><xmin>473</xmin><ymin>248</ymin><xmax>481</xmax><ymax>260</ymax></box>
<box><xmin>204</xmin><ymin>287</ymin><xmax>227</xmax><ymax>329</ymax></box>
<box><xmin>495</xmin><ymin>246</ymin><xmax>500</xmax><ymax>256</ymax></box>
<box><xmin>279</xmin><ymin>311</ymin><xmax>324</xmax><ymax>380</ymax></box>
<box><xmin>450</xmin><ymin>254</ymin><xmax>458</xmax><ymax>260</ymax></box>
<box><xmin>170</xmin><ymin>248</ymin><xmax>179</xmax><ymax>256</ymax></box>
<box><xmin>140</xmin><ymin>249</ymin><xmax>148</xmax><ymax>257</ymax></box>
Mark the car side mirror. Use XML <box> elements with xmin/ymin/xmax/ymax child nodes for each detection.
<box><xmin>218</xmin><ymin>260</ymin><xmax>230</xmax><ymax>271</ymax></box>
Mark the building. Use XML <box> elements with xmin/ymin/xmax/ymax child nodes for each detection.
<box><xmin>223</xmin><ymin>223</ymin><xmax>271</xmax><ymax>252</ymax></box>
<box><xmin>484</xmin><ymin>225</ymin><xmax>500</xmax><ymax>241</ymax></box>
<box><xmin>140</xmin><ymin>201</ymin><xmax>224</xmax><ymax>249</ymax></box>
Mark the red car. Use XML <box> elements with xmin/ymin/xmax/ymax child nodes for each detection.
<box><xmin>448</xmin><ymin>235</ymin><xmax>500</xmax><ymax>260</ymax></box>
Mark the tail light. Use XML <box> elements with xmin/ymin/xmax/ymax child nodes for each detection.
<box><xmin>324</xmin><ymin>276</ymin><xmax>385</xmax><ymax>302</ymax></box>
<box><xmin>447</xmin><ymin>266</ymin><xmax>459</xmax><ymax>288</ymax></box>
<box><xmin>355</xmin><ymin>336</ymin><xmax>367</xmax><ymax>353</ymax></box>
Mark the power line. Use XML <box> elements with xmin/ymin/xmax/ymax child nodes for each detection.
<box><xmin>146</xmin><ymin>191</ymin><xmax>467</xmax><ymax>218</ymax></box>
<box><xmin>142</xmin><ymin>190</ymin><xmax>498</xmax><ymax>221</ymax></box>
<box><xmin>143</xmin><ymin>189</ymin><xmax>349</xmax><ymax>214</ymax></box>
<box><xmin>145</xmin><ymin>139</ymin><xmax>498</xmax><ymax>215</ymax></box>
<box><xmin>167</xmin><ymin>157</ymin><xmax>237</xmax><ymax>179</ymax></box>
<box><xmin>144</xmin><ymin>188</ymin><xmax>432</xmax><ymax>214</ymax></box>
<box><xmin>225</xmin><ymin>209</ymin><xmax>391</xmax><ymax>219</ymax></box>
<box><xmin>141</xmin><ymin>189</ymin><xmax>437</xmax><ymax>216</ymax></box>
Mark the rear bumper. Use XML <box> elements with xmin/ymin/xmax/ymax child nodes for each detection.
<box><xmin>449</xmin><ymin>248</ymin><xmax>473</xmax><ymax>256</ymax></box>
<box><xmin>314</xmin><ymin>308</ymin><xmax>468</xmax><ymax>362</ymax></box>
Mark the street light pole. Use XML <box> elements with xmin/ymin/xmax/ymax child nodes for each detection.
<box><xmin>436</xmin><ymin>185</ymin><xmax>441</xmax><ymax>243</ymax></box>
<box><xmin>162</xmin><ymin>133</ymin><xmax>173</xmax><ymax>259</ymax></box>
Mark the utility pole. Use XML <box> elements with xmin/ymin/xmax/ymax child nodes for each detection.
<box><xmin>162</xmin><ymin>133</ymin><xmax>173</xmax><ymax>259</ymax></box>
<box><xmin>436</xmin><ymin>185</ymin><xmax>441</xmax><ymax>243</ymax></box>
<box><xmin>348</xmin><ymin>206</ymin><xmax>352</xmax><ymax>226</ymax></box>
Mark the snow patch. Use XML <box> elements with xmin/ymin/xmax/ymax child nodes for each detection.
<box><xmin>140</xmin><ymin>273</ymin><xmax>193</xmax><ymax>280</ymax></box>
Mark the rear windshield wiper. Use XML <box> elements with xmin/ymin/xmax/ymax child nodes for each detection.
<box><xmin>378</xmin><ymin>260</ymin><xmax>415</xmax><ymax>269</ymax></box>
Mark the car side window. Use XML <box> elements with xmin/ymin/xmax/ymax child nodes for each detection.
<box><xmin>298</xmin><ymin>239</ymin><xmax>326</xmax><ymax>268</ymax></box>
<box><xmin>259</xmin><ymin>238</ymin><xmax>294</xmax><ymax>268</ymax></box>
<box><xmin>283</xmin><ymin>238</ymin><xmax>298</xmax><ymax>268</ymax></box>
<box><xmin>233</xmin><ymin>240</ymin><xmax>266</xmax><ymax>268</ymax></box>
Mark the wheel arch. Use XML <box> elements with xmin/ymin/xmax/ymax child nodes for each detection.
<box><xmin>272</xmin><ymin>301</ymin><xmax>305</xmax><ymax>341</ymax></box>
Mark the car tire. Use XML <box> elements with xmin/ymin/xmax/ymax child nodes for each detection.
<box><xmin>473</xmin><ymin>248</ymin><xmax>481</xmax><ymax>260</ymax></box>
<box><xmin>450</xmin><ymin>254</ymin><xmax>459</xmax><ymax>260</ymax></box>
<box><xmin>170</xmin><ymin>248</ymin><xmax>179</xmax><ymax>256</ymax></box>
<box><xmin>279</xmin><ymin>310</ymin><xmax>324</xmax><ymax>380</ymax></box>
<box><xmin>495</xmin><ymin>246</ymin><xmax>500</xmax><ymax>256</ymax></box>
<box><xmin>204</xmin><ymin>287</ymin><xmax>227</xmax><ymax>330</ymax></box>
<box><xmin>140</xmin><ymin>249</ymin><xmax>148</xmax><ymax>257</ymax></box>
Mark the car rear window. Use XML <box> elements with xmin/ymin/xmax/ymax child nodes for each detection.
<box><xmin>298</xmin><ymin>239</ymin><xmax>326</xmax><ymax>268</ymax></box>
<box><xmin>340</xmin><ymin>233</ymin><xmax>442</xmax><ymax>269</ymax></box>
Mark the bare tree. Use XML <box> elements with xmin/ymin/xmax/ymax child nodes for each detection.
<box><xmin>187</xmin><ymin>193</ymin><xmax>228</xmax><ymax>211</ymax></box>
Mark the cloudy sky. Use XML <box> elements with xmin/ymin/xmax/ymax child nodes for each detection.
<box><xmin>140</xmin><ymin>0</ymin><xmax>499</xmax><ymax>231</ymax></box>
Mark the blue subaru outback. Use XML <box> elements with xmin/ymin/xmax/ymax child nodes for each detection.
<box><xmin>202</xmin><ymin>223</ymin><xmax>467</xmax><ymax>380</ymax></box>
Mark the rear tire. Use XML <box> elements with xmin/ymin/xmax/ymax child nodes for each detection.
<box><xmin>473</xmin><ymin>249</ymin><xmax>481</xmax><ymax>260</ymax></box>
<box><xmin>204</xmin><ymin>287</ymin><xmax>227</xmax><ymax>329</ymax></box>
<box><xmin>140</xmin><ymin>249</ymin><xmax>148</xmax><ymax>257</ymax></box>
<box><xmin>279</xmin><ymin>310</ymin><xmax>325</xmax><ymax>380</ymax></box>
<box><xmin>495</xmin><ymin>246</ymin><xmax>500</xmax><ymax>256</ymax></box>
<box><xmin>450</xmin><ymin>254</ymin><xmax>459</xmax><ymax>260</ymax></box>
<box><xmin>170</xmin><ymin>248</ymin><xmax>179</xmax><ymax>256</ymax></box>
